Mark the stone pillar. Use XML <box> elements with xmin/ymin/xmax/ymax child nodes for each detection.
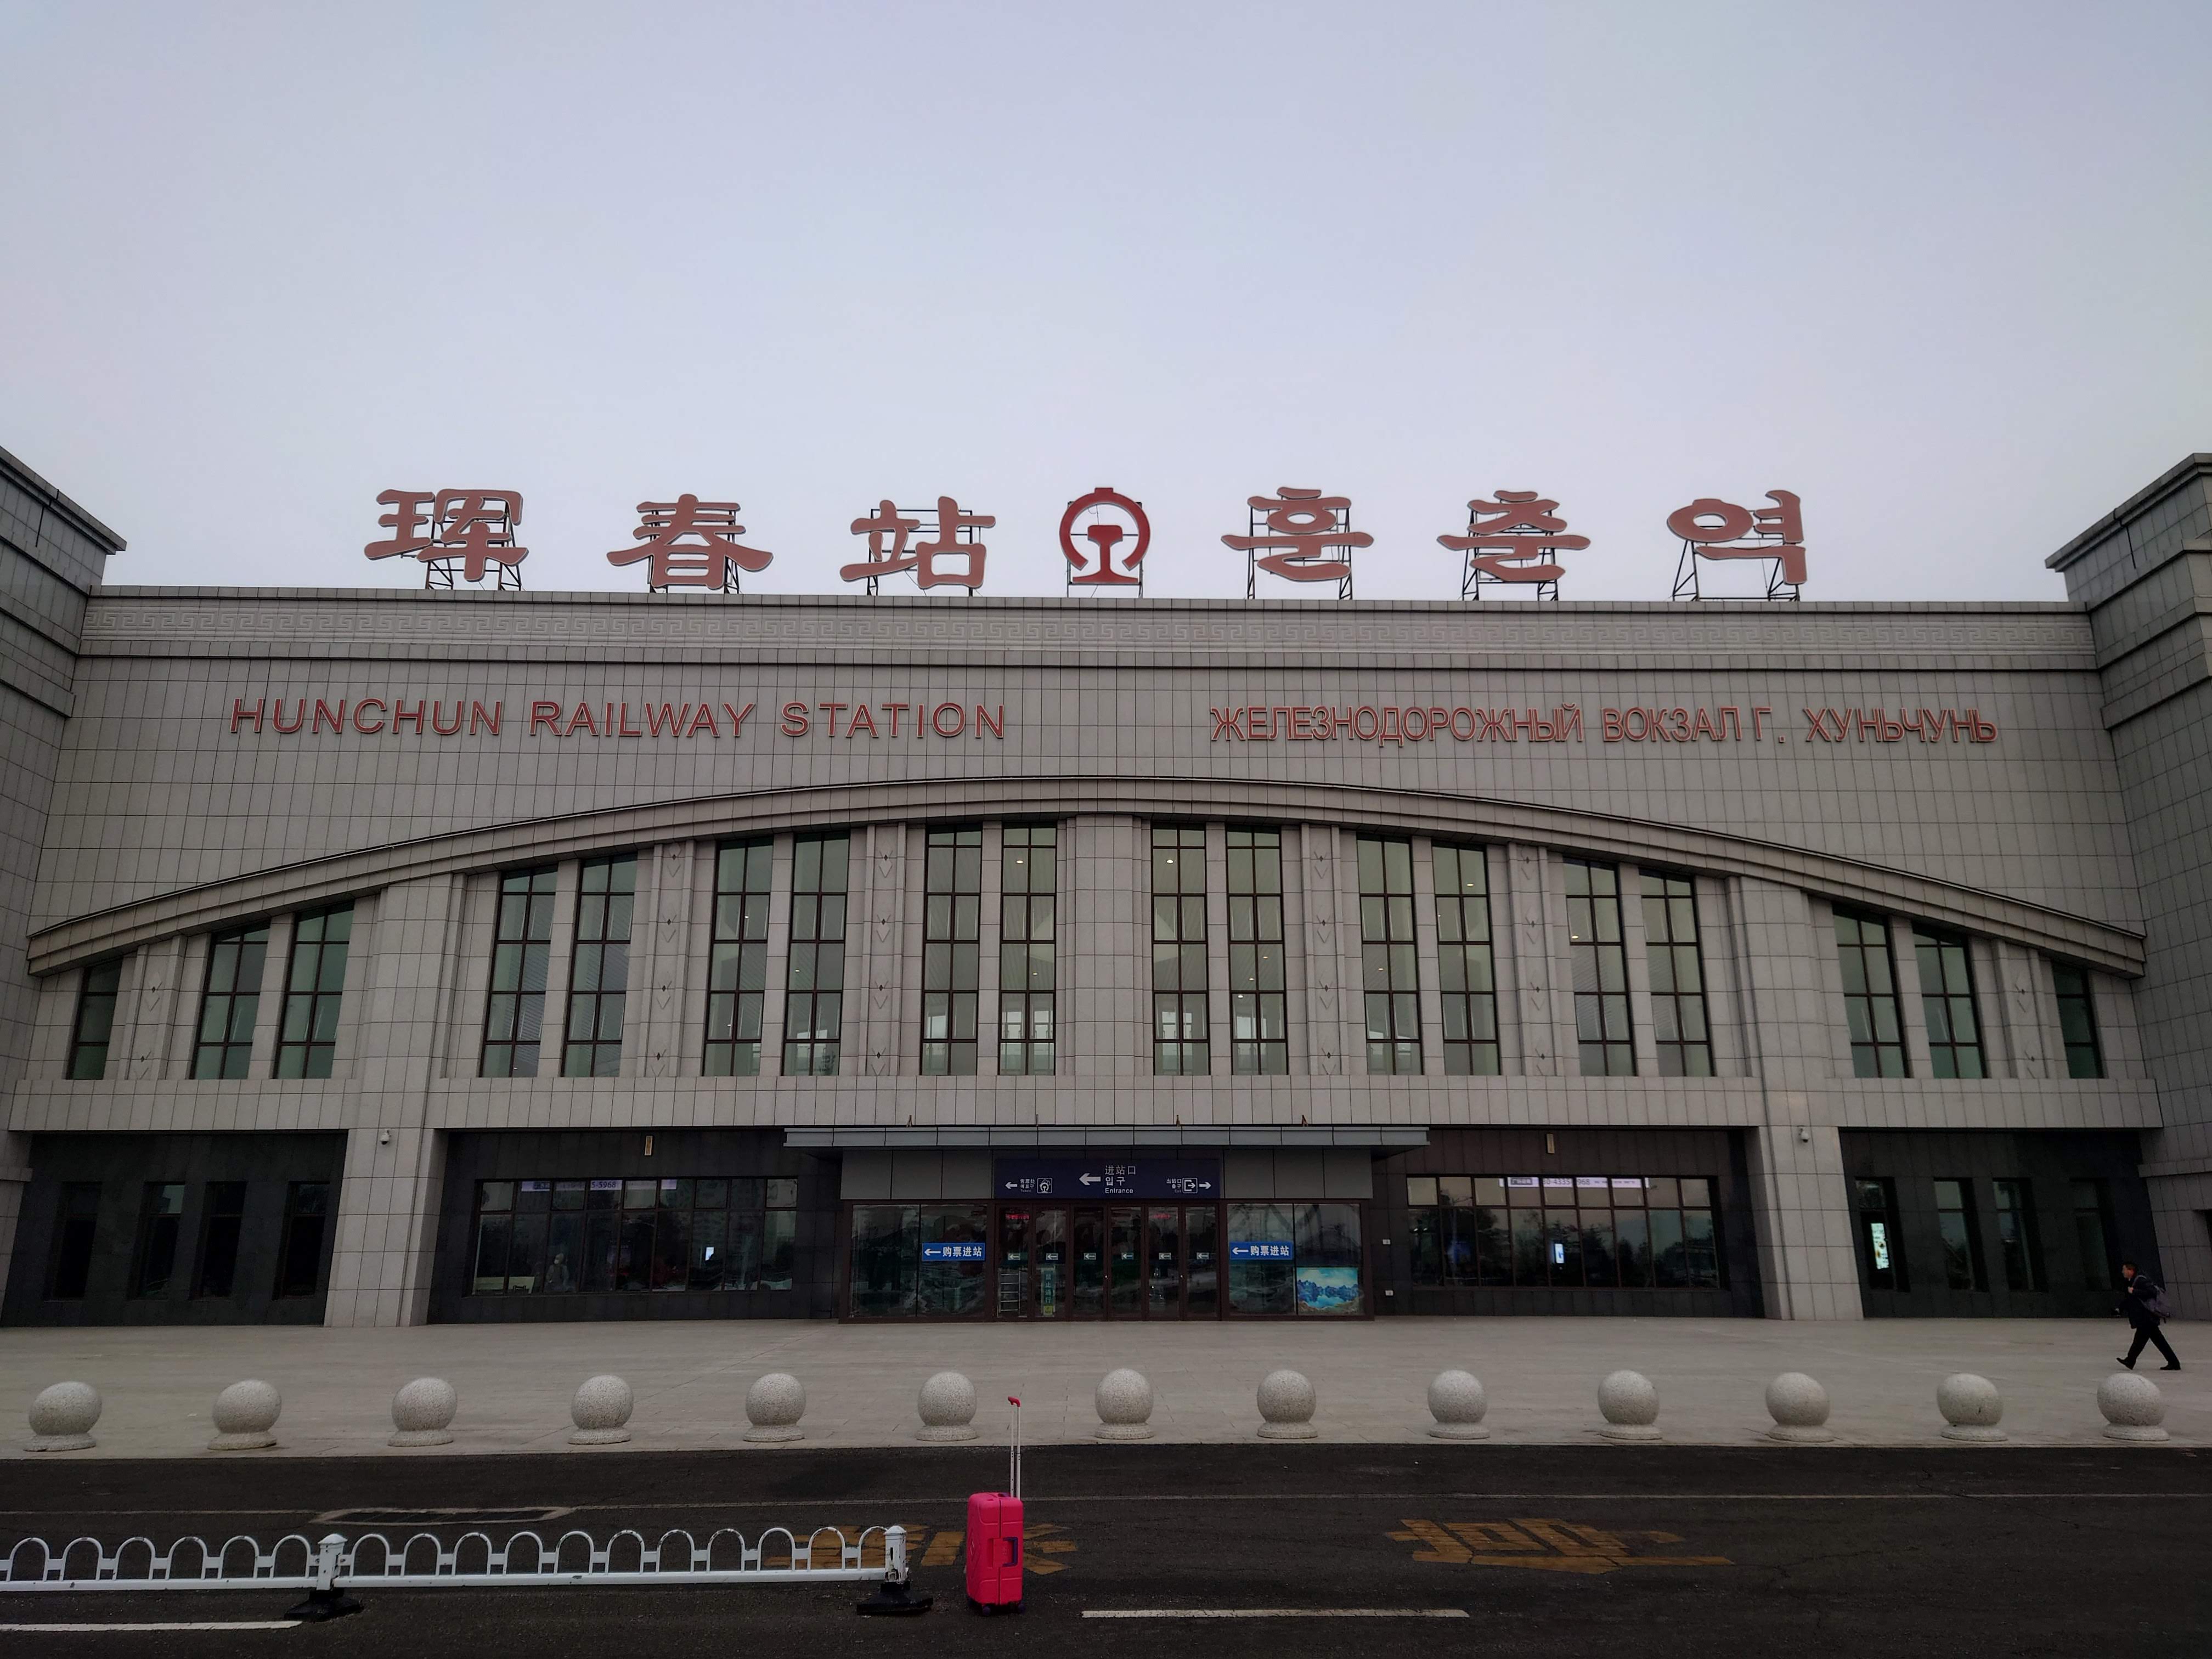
<box><xmin>639</xmin><ymin>842</ymin><xmax>695</xmax><ymax>1079</ymax></box>
<box><xmin>324</xmin><ymin>873</ymin><xmax>464</xmax><ymax>1328</ymax></box>
<box><xmin>1540</xmin><ymin>850</ymin><xmax>1583</xmax><ymax>1071</ymax></box>
<box><xmin>1890</xmin><ymin>917</ymin><xmax>1936</xmax><ymax>1079</ymax></box>
<box><xmin>1693</xmin><ymin>873</ymin><xmax>1749</xmax><ymax>1077</ymax></box>
<box><xmin>1620</xmin><ymin>866</ymin><xmax>1662</xmax><ymax>1077</ymax></box>
<box><xmin>891</xmin><ymin>823</ymin><xmax>926</xmax><ymax>1078</ymax></box>
<box><xmin>533</xmin><ymin>860</ymin><xmax>582</xmax><ymax>1078</ymax></box>
<box><xmin>1485</xmin><ymin>845</ymin><xmax>1523</xmax><ymax>1073</ymax></box>
<box><xmin>1204</xmin><ymin>822</ymin><xmax>1231</xmax><ymax>1076</ymax></box>
<box><xmin>161</xmin><ymin>935</ymin><xmax>208</xmax><ymax>1080</ymax></box>
<box><xmin>1989</xmin><ymin>939</ymin><xmax>2051</xmax><ymax>1080</ymax></box>
<box><xmin>1067</xmin><ymin>816</ymin><xmax>1145</xmax><ymax>1077</ymax></box>
<box><xmin>1505</xmin><ymin>844</ymin><xmax>1564</xmax><ymax>1076</ymax></box>
<box><xmin>326</xmin><ymin>894</ymin><xmax>375</xmax><ymax>1079</ymax></box>
<box><xmin>1744</xmin><ymin>1125</ymin><xmax>1861</xmax><ymax>1321</ymax></box>
<box><xmin>1280</xmin><ymin>825</ymin><xmax>1313</xmax><ymax>1073</ymax></box>
<box><xmin>1410</xmin><ymin>837</ymin><xmax>1446</xmax><ymax>1076</ymax></box>
<box><xmin>978</xmin><ymin>822</ymin><xmax>1004</xmax><ymax>1077</ymax></box>
<box><xmin>838</xmin><ymin>828</ymin><xmax>871</xmax><ymax>1073</ymax></box>
<box><xmin>1728</xmin><ymin>876</ymin><xmax>1863</xmax><ymax>1320</ymax></box>
<box><xmin>758</xmin><ymin>834</ymin><xmax>794</xmax><ymax>1074</ymax></box>
<box><xmin>1297</xmin><ymin>824</ymin><xmax>1356</xmax><ymax>1076</ymax></box>
<box><xmin>245</xmin><ymin>911</ymin><xmax>295</xmax><ymax>1079</ymax></box>
<box><xmin>125</xmin><ymin>936</ymin><xmax>181</xmax><ymax>1081</ymax></box>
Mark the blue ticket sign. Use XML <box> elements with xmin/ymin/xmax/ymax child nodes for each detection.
<box><xmin>993</xmin><ymin>1156</ymin><xmax>1221</xmax><ymax>1201</ymax></box>
<box><xmin>1228</xmin><ymin>1241</ymin><xmax>1294</xmax><ymax>1261</ymax></box>
<box><xmin>922</xmin><ymin>1242</ymin><xmax>986</xmax><ymax>1262</ymax></box>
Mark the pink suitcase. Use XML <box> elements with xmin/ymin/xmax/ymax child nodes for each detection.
<box><xmin>964</xmin><ymin>1491</ymin><xmax>1024</xmax><ymax>1612</ymax></box>
<box><xmin>965</xmin><ymin>1396</ymin><xmax>1025</xmax><ymax>1614</ymax></box>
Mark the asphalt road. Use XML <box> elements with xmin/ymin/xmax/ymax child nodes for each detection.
<box><xmin>3</xmin><ymin>1444</ymin><xmax>2208</xmax><ymax>1657</ymax></box>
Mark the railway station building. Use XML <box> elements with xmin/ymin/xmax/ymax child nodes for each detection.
<box><xmin>3</xmin><ymin>447</ymin><xmax>2210</xmax><ymax>1329</ymax></box>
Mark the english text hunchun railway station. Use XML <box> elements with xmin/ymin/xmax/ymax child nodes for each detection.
<box><xmin>4</xmin><ymin>449</ymin><xmax>2211</xmax><ymax>1331</ymax></box>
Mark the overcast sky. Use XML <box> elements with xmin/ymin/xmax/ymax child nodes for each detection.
<box><xmin>4</xmin><ymin>3</ymin><xmax>2207</xmax><ymax>601</ymax></box>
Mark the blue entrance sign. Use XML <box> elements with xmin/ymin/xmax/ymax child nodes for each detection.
<box><xmin>992</xmin><ymin>1156</ymin><xmax>1220</xmax><ymax>1202</ymax></box>
<box><xmin>922</xmin><ymin>1242</ymin><xmax>986</xmax><ymax>1262</ymax></box>
<box><xmin>1228</xmin><ymin>1241</ymin><xmax>1293</xmax><ymax>1261</ymax></box>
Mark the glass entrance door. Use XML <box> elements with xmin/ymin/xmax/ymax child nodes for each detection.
<box><xmin>1186</xmin><ymin>1204</ymin><xmax>1219</xmax><ymax>1316</ymax></box>
<box><xmin>997</xmin><ymin>1207</ymin><xmax>1070</xmax><ymax>1318</ymax></box>
<box><xmin>1053</xmin><ymin>1203</ymin><xmax>1220</xmax><ymax>1319</ymax></box>
<box><xmin>1107</xmin><ymin>1207</ymin><xmax>1142</xmax><ymax>1316</ymax></box>
<box><xmin>1072</xmin><ymin>1207</ymin><xmax>1106</xmax><ymax>1317</ymax></box>
<box><xmin>1030</xmin><ymin>1207</ymin><xmax>1068</xmax><ymax>1317</ymax></box>
<box><xmin>1146</xmin><ymin>1207</ymin><xmax>1184</xmax><ymax>1316</ymax></box>
<box><xmin>997</xmin><ymin>1208</ymin><xmax>1030</xmax><ymax>1319</ymax></box>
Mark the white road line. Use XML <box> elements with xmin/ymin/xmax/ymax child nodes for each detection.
<box><xmin>0</xmin><ymin>1621</ymin><xmax>300</xmax><ymax>1633</ymax></box>
<box><xmin>1084</xmin><ymin>1609</ymin><xmax>1470</xmax><ymax>1620</ymax></box>
<box><xmin>7</xmin><ymin>1491</ymin><xmax>2207</xmax><ymax>1520</ymax></box>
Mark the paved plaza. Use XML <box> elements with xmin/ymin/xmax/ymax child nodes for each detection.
<box><xmin>3</xmin><ymin>1316</ymin><xmax>2200</xmax><ymax>1457</ymax></box>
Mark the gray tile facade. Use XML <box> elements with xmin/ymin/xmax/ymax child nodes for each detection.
<box><xmin>0</xmin><ymin>448</ymin><xmax>122</xmax><ymax>1306</ymax></box>
<box><xmin>3</xmin><ymin>453</ymin><xmax>2208</xmax><ymax>1325</ymax></box>
<box><xmin>2048</xmin><ymin>455</ymin><xmax>2212</xmax><ymax>1315</ymax></box>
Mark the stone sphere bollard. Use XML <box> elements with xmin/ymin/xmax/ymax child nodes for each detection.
<box><xmin>26</xmin><ymin>1382</ymin><xmax>102</xmax><ymax>1452</ymax></box>
<box><xmin>1426</xmin><ymin>1370</ymin><xmax>1490</xmax><ymax>1441</ymax></box>
<box><xmin>1764</xmin><ymin>1373</ymin><xmax>1835</xmax><ymax>1443</ymax></box>
<box><xmin>916</xmin><ymin>1371</ymin><xmax>979</xmax><ymax>1442</ymax></box>
<box><xmin>1937</xmin><ymin>1373</ymin><xmax>2007</xmax><ymax>1443</ymax></box>
<box><xmin>744</xmin><ymin>1373</ymin><xmax>806</xmax><ymax>1443</ymax></box>
<box><xmin>2098</xmin><ymin>1372</ymin><xmax>2170</xmax><ymax>1443</ymax></box>
<box><xmin>1256</xmin><ymin>1369</ymin><xmax>1318</xmax><ymax>1440</ymax></box>
<box><xmin>1094</xmin><ymin>1368</ymin><xmax>1155</xmax><ymax>1441</ymax></box>
<box><xmin>568</xmin><ymin>1375</ymin><xmax>635</xmax><ymax>1445</ymax></box>
<box><xmin>388</xmin><ymin>1377</ymin><xmax>458</xmax><ymax>1447</ymax></box>
<box><xmin>1596</xmin><ymin>1370</ymin><xmax>1662</xmax><ymax>1441</ymax></box>
<box><xmin>208</xmin><ymin>1380</ymin><xmax>282</xmax><ymax>1451</ymax></box>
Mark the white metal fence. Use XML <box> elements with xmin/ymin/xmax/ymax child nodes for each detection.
<box><xmin>2</xmin><ymin>1523</ymin><xmax>910</xmax><ymax>1596</ymax></box>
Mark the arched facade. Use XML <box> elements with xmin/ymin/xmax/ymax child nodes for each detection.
<box><xmin>4</xmin><ymin>450</ymin><xmax>2210</xmax><ymax>1328</ymax></box>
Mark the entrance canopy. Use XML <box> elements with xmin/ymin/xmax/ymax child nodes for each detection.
<box><xmin>786</xmin><ymin>1125</ymin><xmax>1428</xmax><ymax>1150</ymax></box>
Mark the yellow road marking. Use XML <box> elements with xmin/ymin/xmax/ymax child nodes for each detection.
<box><xmin>921</xmin><ymin>1530</ymin><xmax>963</xmax><ymax>1568</ymax></box>
<box><xmin>1025</xmin><ymin>1519</ymin><xmax>1075</xmax><ymax>1575</ymax></box>
<box><xmin>1389</xmin><ymin>1517</ymin><xmax>1730</xmax><ymax>1575</ymax></box>
<box><xmin>909</xmin><ymin>1519</ymin><xmax>1077</xmax><ymax>1575</ymax></box>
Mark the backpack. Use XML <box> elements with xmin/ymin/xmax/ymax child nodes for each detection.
<box><xmin>2143</xmin><ymin>1284</ymin><xmax>2171</xmax><ymax>1319</ymax></box>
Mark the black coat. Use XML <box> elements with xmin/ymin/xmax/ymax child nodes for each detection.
<box><xmin>2121</xmin><ymin>1274</ymin><xmax>2164</xmax><ymax>1328</ymax></box>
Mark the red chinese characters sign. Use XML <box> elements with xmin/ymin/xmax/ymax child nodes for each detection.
<box><xmin>360</xmin><ymin>480</ymin><xmax>1813</xmax><ymax>601</ymax></box>
<box><xmin>842</xmin><ymin>496</ymin><xmax>994</xmax><ymax>591</ymax></box>
<box><xmin>365</xmin><ymin>490</ymin><xmax>528</xmax><ymax>585</ymax></box>
<box><xmin>608</xmin><ymin>496</ymin><xmax>773</xmax><ymax>591</ymax></box>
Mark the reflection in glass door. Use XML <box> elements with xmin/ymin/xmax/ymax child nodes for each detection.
<box><xmin>1037</xmin><ymin>1203</ymin><xmax>1223</xmax><ymax>1319</ymax></box>
<box><xmin>1186</xmin><ymin>1205</ymin><xmax>1219</xmax><ymax>1315</ymax></box>
<box><xmin>998</xmin><ymin>1207</ymin><xmax>1070</xmax><ymax>1318</ymax></box>
<box><xmin>1146</xmin><ymin>1207</ymin><xmax>1184</xmax><ymax>1316</ymax></box>
<box><xmin>1032</xmin><ymin>1208</ymin><xmax>1067</xmax><ymax>1317</ymax></box>
<box><xmin>997</xmin><ymin>1209</ymin><xmax>1030</xmax><ymax>1319</ymax></box>
<box><xmin>1073</xmin><ymin>1208</ymin><xmax>1105</xmax><ymax>1317</ymax></box>
<box><xmin>1108</xmin><ymin>1207</ymin><xmax>1142</xmax><ymax>1316</ymax></box>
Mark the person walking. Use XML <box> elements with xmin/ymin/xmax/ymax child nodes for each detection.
<box><xmin>2117</xmin><ymin>1260</ymin><xmax>2181</xmax><ymax>1371</ymax></box>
